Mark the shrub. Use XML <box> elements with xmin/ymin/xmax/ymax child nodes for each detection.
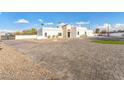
<box><xmin>80</xmin><ymin>35</ymin><xmax>87</xmax><ymax>38</ymax></box>
<box><xmin>52</xmin><ymin>35</ymin><xmax>55</xmax><ymax>39</ymax></box>
<box><xmin>15</xmin><ymin>28</ymin><xmax>37</xmax><ymax>35</ymax></box>
<box><xmin>47</xmin><ymin>35</ymin><xmax>51</xmax><ymax>39</ymax></box>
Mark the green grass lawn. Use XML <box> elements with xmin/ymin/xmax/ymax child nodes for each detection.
<box><xmin>93</xmin><ymin>40</ymin><xmax>124</xmax><ymax>44</ymax></box>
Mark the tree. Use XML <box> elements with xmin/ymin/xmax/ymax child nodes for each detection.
<box><xmin>15</xmin><ymin>28</ymin><xmax>37</xmax><ymax>35</ymax></box>
<box><xmin>41</xmin><ymin>23</ymin><xmax>44</xmax><ymax>26</ymax></box>
<box><xmin>15</xmin><ymin>31</ymin><xmax>21</xmax><ymax>35</ymax></box>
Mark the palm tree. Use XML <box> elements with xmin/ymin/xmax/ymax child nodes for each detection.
<box><xmin>41</xmin><ymin>23</ymin><xmax>44</xmax><ymax>26</ymax></box>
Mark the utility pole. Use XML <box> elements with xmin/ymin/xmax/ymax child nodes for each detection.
<box><xmin>107</xmin><ymin>24</ymin><xmax>110</xmax><ymax>37</ymax></box>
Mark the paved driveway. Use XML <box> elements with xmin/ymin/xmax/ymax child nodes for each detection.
<box><xmin>3</xmin><ymin>39</ymin><xmax>124</xmax><ymax>80</ymax></box>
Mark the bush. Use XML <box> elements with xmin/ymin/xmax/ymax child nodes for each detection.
<box><xmin>15</xmin><ymin>28</ymin><xmax>37</xmax><ymax>35</ymax></box>
<box><xmin>80</xmin><ymin>35</ymin><xmax>87</xmax><ymax>38</ymax></box>
<box><xmin>47</xmin><ymin>35</ymin><xmax>51</xmax><ymax>39</ymax></box>
<box><xmin>95</xmin><ymin>28</ymin><xmax>100</xmax><ymax>33</ymax></box>
<box><xmin>52</xmin><ymin>35</ymin><xmax>55</xmax><ymax>39</ymax></box>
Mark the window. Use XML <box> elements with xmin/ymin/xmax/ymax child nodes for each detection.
<box><xmin>45</xmin><ymin>33</ymin><xmax>47</xmax><ymax>37</ymax></box>
<box><xmin>58</xmin><ymin>33</ymin><xmax>62</xmax><ymax>36</ymax></box>
<box><xmin>68</xmin><ymin>32</ymin><xmax>70</xmax><ymax>38</ymax></box>
<box><xmin>77</xmin><ymin>31</ymin><xmax>79</xmax><ymax>35</ymax></box>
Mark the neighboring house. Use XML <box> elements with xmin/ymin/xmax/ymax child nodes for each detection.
<box><xmin>0</xmin><ymin>32</ymin><xmax>15</xmax><ymax>40</ymax></box>
<box><xmin>37</xmin><ymin>24</ymin><xmax>94</xmax><ymax>40</ymax></box>
<box><xmin>0</xmin><ymin>32</ymin><xmax>6</xmax><ymax>40</ymax></box>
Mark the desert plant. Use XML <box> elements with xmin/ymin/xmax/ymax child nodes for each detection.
<box><xmin>47</xmin><ymin>35</ymin><xmax>51</xmax><ymax>39</ymax></box>
<box><xmin>52</xmin><ymin>35</ymin><xmax>55</xmax><ymax>39</ymax></box>
<box><xmin>95</xmin><ymin>28</ymin><xmax>100</xmax><ymax>34</ymax></box>
<box><xmin>80</xmin><ymin>35</ymin><xmax>87</xmax><ymax>38</ymax></box>
<box><xmin>15</xmin><ymin>28</ymin><xmax>37</xmax><ymax>35</ymax></box>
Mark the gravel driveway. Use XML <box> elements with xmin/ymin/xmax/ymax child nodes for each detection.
<box><xmin>3</xmin><ymin>39</ymin><xmax>124</xmax><ymax>80</ymax></box>
<box><xmin>0</xmin><ymin>42</ymin><xmax>54</xmax><ymax>80</ymax></box>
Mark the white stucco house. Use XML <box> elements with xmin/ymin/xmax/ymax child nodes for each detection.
<box><xmin>36</xmin><ymin>24</ymin><xmax>94</xmax><ymax>40</ymax></box>
<box><xmin>15</xmin><ymin>24</ymin><xmax>95</xmax><ymax>40</ymax></box>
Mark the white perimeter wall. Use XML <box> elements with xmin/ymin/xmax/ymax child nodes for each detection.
<box><xmin>110</xmin><ymin>32</ymin><xmax>124</xmax><ymax>37</ymax></box>
<box><xmin>87</xmin><ymin>30</ymin><xmax>95</xmax><ymax>37</ymax></box>
<box><xmin>38</xmin><ymin>27</ymin><xmax>63</xmax><ymax>39</ymax></box>
<box><xmin>15</xmin><ymin>35</ymin><xmax>37</xmax><ymax>40</ymax></box>
<box><xmin>76</xmin><ymin>27</ymin><xmax>94</xmax><ymax>37</ymax></box>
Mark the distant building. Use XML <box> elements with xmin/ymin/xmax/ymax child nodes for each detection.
<box><xmin>0</xmin><ymin>32</ymin><xmax>6</xmax><ymax>40</ymax></box>
<box><xmin>0</xmin><ymin>32</ymin><xmax>15</xmax><ymax>40</ymax></box>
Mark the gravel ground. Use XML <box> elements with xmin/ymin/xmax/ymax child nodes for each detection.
<box><xmin>3</xmin><ymin>39</ymin><xmax>124</xmax><ymax>80</ymax></box>
<box><xmin>0</xmin><ymin>42</ymin><xmax>55</xmax><ymax>80</ymax></box>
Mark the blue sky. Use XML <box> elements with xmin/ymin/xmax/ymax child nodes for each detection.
<box><xmin>1</xmin><ymin>12</ymin><xmax>124</xmax><ymax>32</ymax></box>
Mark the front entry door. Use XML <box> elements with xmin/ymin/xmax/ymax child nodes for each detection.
<box><xmin>68</xmin><ymin>32</ymin><xmax>70</xmax><ymax>38</ymax></box>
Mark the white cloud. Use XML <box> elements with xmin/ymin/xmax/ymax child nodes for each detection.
<box><xmin>97</xmin><ymin>23</ymin><xmax>111</xmax><ymax>28</ymax></box>
<box><xmin>76</xmin><ymin>21</ymin><xmax>90</xmax><ymax>25</ymax></box>
<box><xmin>58</xmin><ymin>22</ymin><xmax>67</xmax><ymax>26</ymax></box>
<box><xmin>45</xmin><ymin>22</ymin><xmax>54</xmax><ymax>25</ymax></box>
<box><xmin>15</xmin><ymin>19</ymin><xmax>29</xmax><ymax>24</ymax></box>
<box><xmin>38</xmin><ymin>19</ymin><xmax>43</xmax><ymax>23</ymax></box>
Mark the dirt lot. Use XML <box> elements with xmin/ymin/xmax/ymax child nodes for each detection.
<box><xmin>0</xmin><ymin>42</ymin><xmax>55</xmax><ymax>80</ymax></box>
<box><xmin>3</xmin><ymin>39</ymin><xmax>124</xmax><ymax>80</ymax></box>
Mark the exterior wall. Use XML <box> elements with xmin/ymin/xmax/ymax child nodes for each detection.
<box><xmin>76</xmin><ymin>27</ymin><xmax>94</xmax><ymax>37</ymax></box>
<box><xmin>86</xmin><ymin>30</ymin><xmax>95</xmax><ymax>37</ymax></box>
<box><xmin>15</xmin><ymin>35</ymin><xmax>37</xmax><ymax>40</ymax></box>
<box><xmin>71</xmin><ymin>27</ymin><xmax>76</xmax><ymax>38</ymax></box>
<box><xmin>37</xmin><ymin>27</ymin><xmax>63</xmax><ymax>39</ymax></box>
<box><xmin>62</xmin><ymin>25</ymin><xmax>67</xmax><ymax>39</ymax></box>
<box><xmin>76</xmin><ymin>27</ymin><xmax>87</xmax><ymax>38</ymax></box>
